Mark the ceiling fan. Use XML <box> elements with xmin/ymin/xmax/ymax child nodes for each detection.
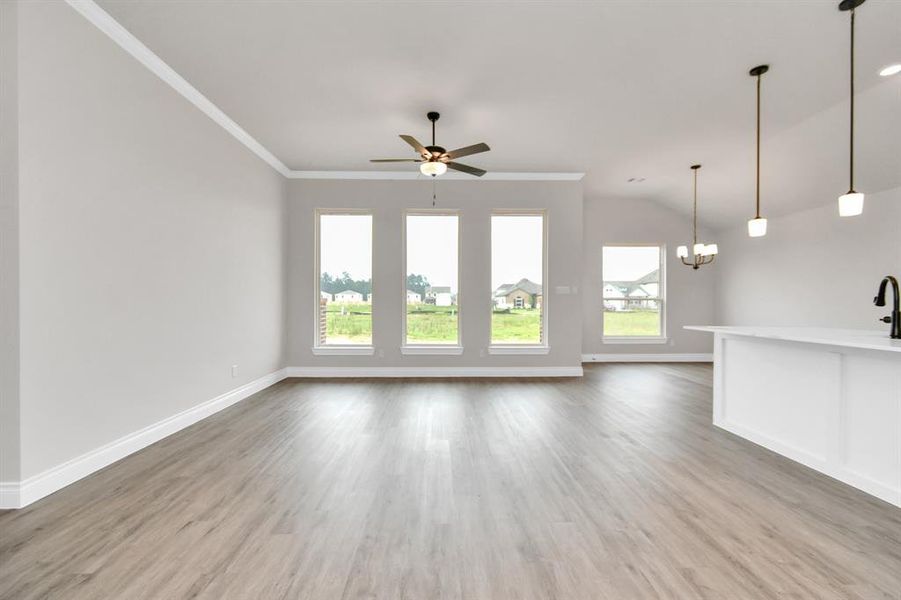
<box><xmin>370</xmin><ymin>112</ymin><xmax>490</xmax><ymax>177</ymax></box>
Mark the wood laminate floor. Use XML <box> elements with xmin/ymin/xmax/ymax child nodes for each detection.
<box><xmin>1</xmin><ymin>364</ymin><xmax>899</xmax><ymax>599</ymax></box>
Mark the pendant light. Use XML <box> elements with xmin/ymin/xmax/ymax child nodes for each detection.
<box><xmin>676</xmin><ymin>165</ymin><xmax>718</xmax><ymax>269</ymax></box>
<box><xmin>748</xmin><ymin>65</ymin><xmax>769</xmax><ymax>237</ymax></box>
<box><xmin>838</xmin><ymin>0</ymin><xmax>866</xmax><ymax>217</ymax></box>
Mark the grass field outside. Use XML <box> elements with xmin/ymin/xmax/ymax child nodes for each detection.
<box><xmin>323</xmin><ymin>304</ymin><xmax>660</xmax><ymax>342</ymax></box>
<box><xmin>323</xmin><ymin>303</ymin><xmax>548</xmax><ymax>345</ymax></box>
<box><xmin>490</xmin><ymin>309</ymin><xmax>541</xmax><ymax>344</ymax></box>
<box><xmin>603</xmin><ymin>309</ymin><xmax>661</xmax><ymax>337</ymax></box>
<box><xmin>405</xmin><ymin>304</ymin><xmax>458</xmax><ymax>343</ymax></box>
<box><xmin>324</xmin><ymin>303</ymin><xmax>372</xmax><ymax>344</ymax></box>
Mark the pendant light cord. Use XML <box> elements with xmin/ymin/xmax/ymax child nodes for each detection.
<box><xmin>755</xmin><ymin>73</ymin><xmax>761</xmax><ymax>219</ymax></box>
<box><xmin>693</xmin><ymin>168</ymin><xmax>698</xmax><ymax>246</ymax></box>
<box><xmin>849</xmin><ymin>7</ymin><xmax>855</xmax><ymax>192</ymax></box>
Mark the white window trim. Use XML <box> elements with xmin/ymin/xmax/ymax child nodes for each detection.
<box><xmin>489</xmin><ymin>210</ymin><xmax>549</xmax><ymax>348</ymax></box>
<box><xmin>488</xmin><ymin>345</ymin><xmax>550</xmax><ymax>355</ymax></box>
<box><xmin>401</xmin><ymin>345</ymin><xmax>464</xmax><ymax>356</ymax></box>
<box><xmin>312</xmin><ymin>346</ymin><xmax>376</xmax><ymax>356</ymax></box>
<box><xmin>401</xmin><ymin>210</ymin><xmax>463</xmax><ymax>350</ymax></box>
<box><xmin>313</xmin><ymin>209</ymin><xmax>374</xmax><ymax>350</ymax></box>
<box><xmin>601</xmin><ymin>243</ymin><xmax>666</xmax><ymax>342</ymax></box>
<box><xmin>601</xmin><ymin>336</ymin><xmax>669</xmax><ymax>345</ymax></box>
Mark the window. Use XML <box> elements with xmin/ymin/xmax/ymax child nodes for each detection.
<box><xmin>602</xmin><ymin>245</ymin><xmax>665</xmax><ymax>340</ymax></box>
<box><xmin>316</xmin><ymin>212</ymin><xmax>372</xmax><ymax>347</ymax></box>
<box><xmin>490</xmin><ymin>212</ymin><xmax>546</xmax><ymax>346</ymax></box>
<box><xmin>404</xmin><ymin>213</ymin><xmax>460</xmax><ymax>348</ymax></box>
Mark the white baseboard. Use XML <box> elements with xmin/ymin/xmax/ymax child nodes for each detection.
<box><xmin>717</xmin><ymin>420</ymin><xmax>901</xmax><ymax>508</ymax></box>
<box><xmin>581</xmin><ymin>353</ymin><xmax>713</xmax><ymax>363</ymax></box>
<box><xmin>0</xmin><ymin>482</ymin><xmax>20</xmax><ymax>510</ymax></box>
<box><xmin>0</xmin><ymin>368</ymin><xmax>287</xmax><ymax>510</ymax></box>
<box><xmin>286</xmin><ymin>366</ymin><xmax>583</xmax><ymax>378</ymax></box>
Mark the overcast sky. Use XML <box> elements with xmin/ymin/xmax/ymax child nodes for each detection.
<box><xmin>320</xmin><ymin>213</ymin><xmax>547</xmax><ymax>293</ymax></box>
<box><xmin>406</xmin><ymin>215</ymin><xmax>459</xmax><ymax>291</ymax></box>
<box><xmin>490</xmin><ymin>215</ymin><xmax>542</xmax><ymax>290</ymax></box>
<box><xmin>320</xmin><ymin>214</ymin><xmax>372</xmax><ymax>279</ymax></box>
<box><xmin>602</xmin><ymin>246</ymin><xmax>660</xmax><ymax>281</ymax></box>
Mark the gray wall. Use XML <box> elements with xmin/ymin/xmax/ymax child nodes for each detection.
<box><xmin>715</xmin><ymin>186</ymin><xmax>901</xmax><ymax>328</ymax></box>
<box><xmin>14</xmin><ymin>1</ymin><xmax>286</xmax><ymax>480</ymax></box>
<box><xmin>1</xmin><ymin>0</ymin><xmax>21</xmax><ymax>484</ymax></box>
<box><xmin>287</xmin><ymin>179</ymin><xmax>583</xmax><ymax>369</ymax></box>
<box><xmin>581</xmin><ymin>196</ymin><xmax>717</xmax><ymax>356</ymax></box>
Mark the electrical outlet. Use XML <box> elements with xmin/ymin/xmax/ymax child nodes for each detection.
<box><xmin>378</xmin><ymin>349</ymin><xmax>384</xmax><ymax>358</ymax></box>
<box><xmin>231</xmin><ymin>364</ymin><xmax>238</xmax><ymax>378</ymax></box>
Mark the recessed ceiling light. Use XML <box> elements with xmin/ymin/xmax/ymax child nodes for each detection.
<box><xmin>879</xmin><ymin>64</ymin><xmax>901</xmax><ymax>76</ymax></box>
<box><xmin>627</xmin><ymin>177</ymin><xmax>646</xmax><ymax>183</ymax></box>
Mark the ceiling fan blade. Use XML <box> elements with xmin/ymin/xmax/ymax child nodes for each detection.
<box><xmin>446</xmin><ymin>161</ymin><xmax>486</xmax><ymax>177</ymax></box>
<box><xmin>399</xmin><ymin>135</ymin><xmax>430</xmax><ymax>157</ymax></box>
<box><xmin>443</xmin><ymin>142</ymin><xmax>490</xmax><ymax>161</ymax></box>
<box><xmin>370</xmin><ymin>158</ymin><xmax>423</xmax><ymax>162</ymax></box>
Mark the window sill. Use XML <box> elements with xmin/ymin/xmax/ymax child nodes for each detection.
<box><xmin>488</xmin><ymin>346</ymin><xmax>550</xmax><ymax>355</ymax></box>
<box><xmin>602</xmin><ymin>337</ymin><xmax>669</xmax><ymax>345</ymax></box>
<box><xmin>311</xmin><ymin>346</ymin><xmax>375</xmax><ymax>356</ymax></box>
<box><xmin>401</xmin><ymin>345</ymin><xmax>464</xmax><ymax>356</ymax></box>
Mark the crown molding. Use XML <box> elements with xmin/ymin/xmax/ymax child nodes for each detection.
<box><xmin>286</xmin><ymin>171</ymin><xmax>585</xmax><ymax>181</ymax></box>
<box><xmin>65</xmin><ymin>0</ymin><xmax>291</xmax><ymax>177</ymax></box>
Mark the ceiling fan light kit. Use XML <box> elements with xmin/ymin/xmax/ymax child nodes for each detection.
<box><xmin>371</xmin><ymin>111</ymin><xmax>490</xmax><ymax>178</ymax></box>
<box><xmin>420</xmin><ymin>161</ymin><xmax>447</xmax><ymax>176</ymax></box>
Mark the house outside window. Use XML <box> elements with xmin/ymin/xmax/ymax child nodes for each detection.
<box><xmin>315</xmin><ymin>211</ymin><xmax>373</xmax><ymax>351</ymax></box>
<box><xmin>403</xmin><ymin>212</ymin><xmax>461</xmax><ymax>352</ymax></box>
<box><xmin>602</xmin><ymin>245</ymin><xmax>665</xmax><ymax>342</ymax></box>
<box><xmin>490</xmin><ymin>212</ymin><xmax>547</xmax><ymax>350</ymax></box>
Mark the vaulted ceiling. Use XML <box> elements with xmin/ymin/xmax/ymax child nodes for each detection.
<box><xmin>96</xmin><ymin>0</ymin><xmax>901</xmax><ymax>228</ymax></box>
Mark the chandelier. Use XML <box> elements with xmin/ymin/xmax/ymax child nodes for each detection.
<box><xmin>677</xmin><ymin>164</ymin><xmax>718</xmax><ymax>269</ymax></box>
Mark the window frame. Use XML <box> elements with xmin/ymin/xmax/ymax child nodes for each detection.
<box><xmin>312</xmin><ymin>209</ymin><xmax>375</xmax><ymax>355</ymax></box>
<box><xmin>488</xmin><ymin>209</ymin><xmax>549</xmax><ymax>354</ymax></box>
<box><xmin>601</xmin><ymin>243</ymin><xmax>667</xmax><ymax>344</ymax></box>
<box><xmin>401</xmin><ymin>209</ymin><xmax>463</xmax><ymax>355</ymax></box>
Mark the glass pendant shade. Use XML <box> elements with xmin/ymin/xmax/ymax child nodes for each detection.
<box><xmin>676</xmin><ymin>245</ymin><xmax>688</xmax><ymax>258</ymax></box>
<box><xmin>693</xmin><ymin>243</ymin><xmax>706</xmax><ymax>255</ymax></box>
<box><xmin>706</xmin><ymin>244</ymin><xmax>719</xmax><ymax>255</ymax></box>
<box><xmin>747</xmin><ymin>217</ymin><xmax>768</xmax><ymax>237</ymax></box>
<box><xmin>838</xmin><ymin>191</ymin><xmax>864</xmax><ymax>216</ymax></box>
<box><xmin>420</xmin><ymin>161</ymin><xmax>447</xmax><ymax>176</ymax></box>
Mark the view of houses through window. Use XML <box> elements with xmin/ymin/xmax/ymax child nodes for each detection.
<box><xmin>317</xmin><ymin>212</ymin><xmax>373</xmax><ymax>345</ymax></box>
<box><xmin>491</xmin><ymin>213</ymin><xmax>545</xmax><ymax>345</ymax></box>
<box><xmin>317</xmin><ymin>211</ymin><xmax>550</xmax><ymax>347</ymax></box>
<box><xmin>405</xmin><ymin>213</ymin><xmax>460</xmax><ymax>345</ymax></box>
<box><xmin>602</xmin><ymin>245</ymin><xmax>664</xmax><ymax>337</ymax></box>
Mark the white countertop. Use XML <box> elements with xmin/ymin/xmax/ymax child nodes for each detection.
<box><xmin>685</xmin><ymin>326</ymin><xmax>901</xmax><ymax>353</ymax></box>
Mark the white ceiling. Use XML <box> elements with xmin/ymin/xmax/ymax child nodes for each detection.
<box><xmin>95</xmin><ymin>0</ymin><xmax>901</xmax><ymax>228</ymax></box>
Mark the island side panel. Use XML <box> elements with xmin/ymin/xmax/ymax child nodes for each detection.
<box><xmin>714</xmin><ymin>333</ymin><xmax>901</xmax><ymax>507</ymax></box>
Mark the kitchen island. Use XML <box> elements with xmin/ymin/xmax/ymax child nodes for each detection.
<box><xmin>686</xmin><ymin>326</ymin><xmax>901</xmax><ymax>507</ymax></box>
